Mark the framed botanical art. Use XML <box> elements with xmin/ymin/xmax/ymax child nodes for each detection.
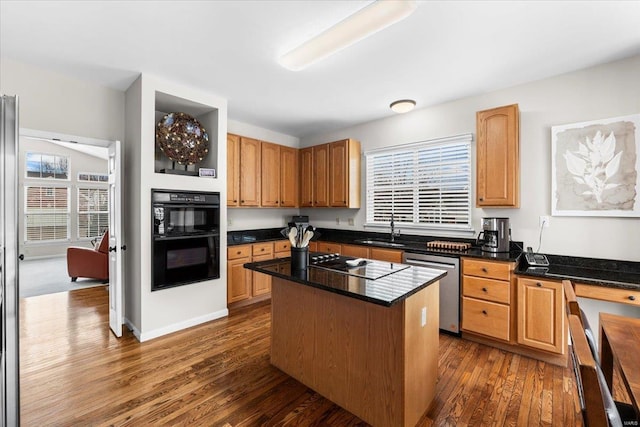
<box><xmin>551</xmin><ymin>113</ymin><xmax>640</xmax><ymax>217</ymax></box>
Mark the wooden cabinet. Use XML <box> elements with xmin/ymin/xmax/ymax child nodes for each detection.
<box><xmin>329</xmin><ymin>139</ymin><xmax>361</xmax><ymax>208</ymax></box>
<box><xmin>317</xmin><ymin>242</ymin><xmax>341</xmax><ymax>254</ymax></box>
<box><xmin>575</xmin><ymin>283</ymin><xmax>640</xmax><ymax>307</ymax></box>
<box><xmin>227</xmin><ymin>134</ymin><xmax>240</xmax><ymax>206</ymax></box>
<box><xmin>299</xmin><ymin>139</ymin><xmax>360</xmax><ymax>208</ymax></box>
<box><xmin>252</xmin><ymin>243</ymin><xmax>273</xmax><ymax>296</ymax></box>
<box><xmin>229</xmin><ymin>134</ymin><xmax>298</xmax><ymax>208</ymax></box>
<box><xmin>370</xmin><ymin>247</ymin><xmax>403</xmax><ymax>263</ymax></box>
<box><xmin>239</xmin><ymin>136</ymin><xmax>261</xmax><ymax>206</ymax></box>
<box><xmin>300</xmin><ymin>147</ymin><xmax>314</xmax><ymax>207</ymax></box>
<box><xmin>462</xmin><ymin>258</ymin><xmax>514</xmax><ymax>342</ymax></box>
<box><xmin>279</xmin><ymin>146</ymin><xmax>299</xmax><ymax>207</ymax></box>
<box><xmin>341</xmin><ymin>244</ymin><xmax>369</xmax><ymax>258</ymax></box>
<box><xmin>274</xmin><ymin>240</ymin><xmax>291</xmax><ymax>257</ymax></box>
<box><xmin>261</xmin><ymin>142</ymin><xmax>280</xmax><ymax>207</ymax></box>
<box><xmin>227</xmin><ymin>242</ymin><xmax>276</xmax><ymax>306</ymax></box>
<box><xmin>313</xmin><ymin>144</ymin><xmax>330</xmax><ymax>207</ymax></box>
<box><xmin>476</xmin><ymin>104</ymin><xmax>519</xmax><ymax>207</ymax></box>
<box><xmin>227</xmin><ymin>245</ymin><xmax>252</xmax><ymax>303</ymax></box>
<box><xmin>517</xmin><ymin>277</ymin><xmax>565</xmax><ymax>354</ymax></box>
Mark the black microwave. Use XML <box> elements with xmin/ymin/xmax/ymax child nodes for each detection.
<box><xmin>152</xmin><ymin>190</ymin><xmax>220</xmax><ymax>237</ymax></box>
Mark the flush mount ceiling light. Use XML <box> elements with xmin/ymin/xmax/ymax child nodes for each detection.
<box><xmin>279</xmin><ymin>0</ymin><xmax>417</xmax><ymax>71</ymax></box>
<box><xmin>390</xmin><ymin>99</ymin><xmax>416</xmax><ymax>113</ymax></box>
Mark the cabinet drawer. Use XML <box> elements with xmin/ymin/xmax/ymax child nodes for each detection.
<box><xmin>575</xmin><ymin>284</ymin><xmax>640</xmax><ymax>307</ymax></box>
<box><xmin>252</xmin><ymin>242</ymin><xmax>273</xmax><ymax>256</ymax></box>
<box><xmin>462</xmin><ymin>297</ymin><xmax>510</xmax><ymax>341</ymax></box>
<box><xmin>274</xmin><ymin>240</ymin><xmax>291</xmax><ymax>253</ymax></box>
<box><xmin>228</xmin><ymin>245</ymin><xmax>252</xmax><ymax>260</ymax></box>
<box><xmin>463</xmin><ymin>276</ymin><xmax>510</xmax><ymax>304</ymax></box>
<box><xmin>341</xmin><ymin>244</ymin><xmax>369</xmax><ymax>258</ymax></box>
<box><xmin>317</xmin><ymin>242</ymin><xmax>341</xmax><ymax>254</ymax></box>
<box><xmin>463</xmin><ymin>258</ymin><xmax>511</xmax><ymax>281</ymax></box>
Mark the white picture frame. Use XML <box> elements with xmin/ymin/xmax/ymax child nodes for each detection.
<box><xmin>551</xmin><ymin>113</ymin><xmax>640</xmax><ymax>217</ymax></box>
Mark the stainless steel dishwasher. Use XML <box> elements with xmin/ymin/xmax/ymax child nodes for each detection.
<box><xmin>403</xmin><ymin>252</ymin><xmax>460</xmax><ymax>334</ymax></box>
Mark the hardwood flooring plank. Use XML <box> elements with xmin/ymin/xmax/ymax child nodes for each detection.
<box><xmin>19</xmin><ymin>287</ymin><xmax>583</xmax><ymax>426</ymax></box>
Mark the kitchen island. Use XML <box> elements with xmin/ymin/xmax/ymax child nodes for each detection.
<box><xmin>244</xmin><ymin>255</ymin><xmax>447</xmax><ymax>427</ymax></box>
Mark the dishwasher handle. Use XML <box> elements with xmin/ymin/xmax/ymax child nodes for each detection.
<box><xmin>404</xmin><ymin>258</ymin><xmax>457</xmax><ymax>270</ymax></box>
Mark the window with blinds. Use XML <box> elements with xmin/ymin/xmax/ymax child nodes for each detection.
<box><xmin>365</xmin><ymin>134</ymin><xmax>472</xmax><ymax>230</ymax></box>
<box><xmin>25</xmin><ymin>186</ymin><xmax>70</xmax><ymax>242</ymax></box>
<box><xmin>78</xmin><ymin>188</ymin><xmax>109</xmax><ymax>239</ymax></box>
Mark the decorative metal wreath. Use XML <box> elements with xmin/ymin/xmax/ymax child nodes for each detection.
<box><xmin>155</xmin><ymin>112</ymin><xmax>209</xmax><ymax>165</ymax></box>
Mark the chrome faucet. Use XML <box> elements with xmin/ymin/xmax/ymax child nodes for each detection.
<box><xmin>390</xmin><ymin>214</ymin><xmax>400</xmax><ymax>242</ymax></box>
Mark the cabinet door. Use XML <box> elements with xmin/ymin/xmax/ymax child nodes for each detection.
<box><xmin>341</xmin><ymin>244</ymin><xmax>369</xmax><ymax>258</ymax></box>
<box><xmin>300</xmin><ymin>147</ymin><xmax>314</xmax><ymax>207</ymax></box>
<box><xmin>261</xmin><ymin>141</ymin><xmax>280</xmax><ymax>207</ymax></box>
<box><xmin>252</xmin><ymin>253</ymin><xmax>272</xmax><ymax>296</ymax></box>
<box><xmin>370</xmin><ymin>248</ymin><xmax>403</xmax><ymax>263</ymax></box>
<box><xmin>517</xmin><ymin>278</ymin><xmax>565</xmax><ymax>354</ymax></box>
<box><xmin>239</xmin><ymin>137</ymin><xmax>261</xmax><ymax>206</ymax></box>
<box><xmin>313</xmin><ymin>144</ymin><xmax>330</xmax><ymax>207</ymax></box>
<box><xmin>227</xmin><ymin>134</ymin><xmax>240</xmax><ymax>206</ymax></box>
<box><xmin>280</xmin><ymin>146</ymin><xmax>299</xmax><ymax>207</ymax></box>
<box><xmin>476</xmin><ymin>104</ymin><xmax>519</xmax><ymax>207</ymax></box>
<box><xmin>329</xmin><ymin>139</ymin><xmax>349</xmax><ymax>207</ymax></box>
<box><xmin>227</xmin><ymin>257</ymin><xmax>251</xmax><ymax>303</ymax></box>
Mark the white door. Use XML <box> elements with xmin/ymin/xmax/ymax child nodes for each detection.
<box><xmin>108</xmin><ymin>140</ymin><xmax>124</xmax><ymax>337</ymax></box>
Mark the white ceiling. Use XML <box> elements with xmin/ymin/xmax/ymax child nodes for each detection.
<box><xmin>1</xmin><ymin>1</ymin><xmax>639</xmax><ymax>138</ymax></box>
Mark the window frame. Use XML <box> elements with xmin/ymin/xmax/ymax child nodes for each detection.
<box><xmin>364</xmin><ymin>133</ymin><xmax>473</xmax><ymax>232</ymax></box>
<box><xmin>77</xmin><ymin>186</ymin><xmax>109</xmax><ymax>240</ymax></box>
<box><xmin>23</xmin><ymin>185</ymin><xmax>71</xmax><ymax>243</ymax></box>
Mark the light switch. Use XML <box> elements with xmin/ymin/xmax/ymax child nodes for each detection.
<box><xmin>421</xmin><ymin>307</ymin><xmax>427</xmax><ymax>327</ymax></box>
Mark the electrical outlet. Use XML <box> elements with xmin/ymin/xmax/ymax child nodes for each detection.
<box><xmin>336</xmin><ymin>217</ymin><xmax>340</xmax><ymax>225</ymax></box>
<box><xmin>539</xmin><ymin>215</ymin><xmax>550</xmax><ymax>228</ymax></box>
<box><xmin>348</xmin><ymin>218</ymin><xmax>354</xmax><ymax>226</ymax></box>
<box><xmin>421</xmin><ymin>307</ymin><xmax>427</xmax><ymax>327</ymax></box>
<box><xmin>227</xmin><ymin>218</ymin><xmax>233</xmax><ymax>226</ymax></box>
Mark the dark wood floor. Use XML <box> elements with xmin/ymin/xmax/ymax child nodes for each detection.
<box><xmin>19</xmin><ymin>286</ymin><xmax>594</xmax><ymax>426</ymax></box>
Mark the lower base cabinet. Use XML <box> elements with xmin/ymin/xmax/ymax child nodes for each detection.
<box><xmin>517</xmin><ymin>277</ymin><xmax>565</xmax><ymax>354</ymax></box>
<box><xmin>228</xmin><ymin>241</ymin><xmax>289</xmax><ymax>306</ymax></box>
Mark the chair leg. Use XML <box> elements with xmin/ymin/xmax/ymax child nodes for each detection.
<box><xmin>71</xmin><ymin>277</ymin><xmax>77</xmax><ymax>282</ymax></box>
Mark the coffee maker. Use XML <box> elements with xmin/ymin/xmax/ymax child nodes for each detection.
<box><xmin>477</xmin><ymin>217</ymin><xmax>510</xmax><ymax>252</ymax></box>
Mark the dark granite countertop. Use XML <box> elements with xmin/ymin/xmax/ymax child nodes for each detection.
<box><xmin>228</xmin><ymin>227</ymin><xmax>522</xmax><ymax>261</ymax></box>
<box><xmin>514</xmin><ymin>254</ymin><xmax>640</xmax><ymax>291</ymax></box>
<box><xmin>244</xmin><ymin>254</ymin><xmax>447</xmax><ymax>307</ymax></box>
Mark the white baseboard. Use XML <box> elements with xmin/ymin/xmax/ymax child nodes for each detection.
<box><xmin>132</xmin><ymin>309</ymin><xmax>229</xmax><ymax>342</ymax></box>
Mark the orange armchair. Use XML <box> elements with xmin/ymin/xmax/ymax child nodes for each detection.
<box><xmin>67</xmin><ymin>231</ymin><xmax>109</xmax><ymax>282</ymax></box>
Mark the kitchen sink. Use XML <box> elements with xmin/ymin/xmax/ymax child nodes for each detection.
<box><xmin>355</xmin><ymin>239</ymin><xmax>405</xmax><ymax>248</ymax></box>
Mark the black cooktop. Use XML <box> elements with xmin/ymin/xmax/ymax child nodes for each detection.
<box><xmin>309</xmin><ymin>253</ymin><xmax>409</xmax><ymax>280</ymax></box>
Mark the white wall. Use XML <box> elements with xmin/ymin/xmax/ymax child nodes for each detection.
<box><xmin>227</xmin><ymin>119</ymin><xmax>301</xmax><ymax>231</ymax></box>
<box><xmin>0</xmin><ymin>58</ymin><xmax>124</xmax><ymax>142</ymax></box>
<box><xmin>301</xmin><ymin>55</ymin><xmax>640</xmax><ymax>263</ymax></box>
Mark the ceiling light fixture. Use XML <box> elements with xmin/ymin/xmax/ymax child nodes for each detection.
<box><xmin>390</xmin><ymin>99</ymin><xmax>416</xmax><ymax>113</ymax></box>
<box><xmin>279</xmin><ymin>0</ymin><xmax>418</xmax><ymax>71</ymax></box>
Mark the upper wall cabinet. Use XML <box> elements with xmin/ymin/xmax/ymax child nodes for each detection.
<box><xmin>300</xmin><ymin>138</ymin><xmax>361</xmax><ymax>208</ymax></box>
<box><xmin>227</xmin><ymin>133</ymin><xmax>298</xmax><ymax>208</ymax></box>
<box><xmin>476</xmin><ymin>104</ymin><xmax>520</xmax><ymax>208</ymax></box>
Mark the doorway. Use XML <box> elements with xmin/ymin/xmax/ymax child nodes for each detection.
<box><xmin>18</xmin><ymin>133</ymin><xmax>109</xmax><ymax>298</ymax></box>
<box><xmin>16</xmin><ymin>128</ymin><xmax>124</xmax><ymax>338</ymax></box>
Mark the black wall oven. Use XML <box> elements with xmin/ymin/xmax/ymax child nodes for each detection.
<box><xmin>152</xmin><ymin>189</ymin><xmax>220</xmax><ymax>291</ymax></box>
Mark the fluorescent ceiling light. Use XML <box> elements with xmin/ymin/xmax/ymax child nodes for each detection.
<box><xmin>390</xmin><ymin>99</ymin><xmax>416</xmax><ymax>113</ymax></box>
<box><xmin>279</xmin><ymin>0</ymin><xmax>418</xmax><ymax>71</ymax></box>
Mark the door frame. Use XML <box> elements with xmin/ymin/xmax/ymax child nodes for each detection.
<box><xmin>19</xmin><ymin>128</ymin><xmax>124</xmax><ymax>337</ymax></box>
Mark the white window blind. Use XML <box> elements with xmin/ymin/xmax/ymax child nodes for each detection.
<box><xmin>365</xmin><ymin>134</ymin><xmax>472</xmax><ymax>230</ymax></box>
<box><xmin>25</xmin><ymin>186</ymin><xmax>70</xmax><ymax>242</ymax></box>
<box><xmin>78</xmin><ymin>187</ymin><xmax>109</xmax><ymax>239</ymax></box>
